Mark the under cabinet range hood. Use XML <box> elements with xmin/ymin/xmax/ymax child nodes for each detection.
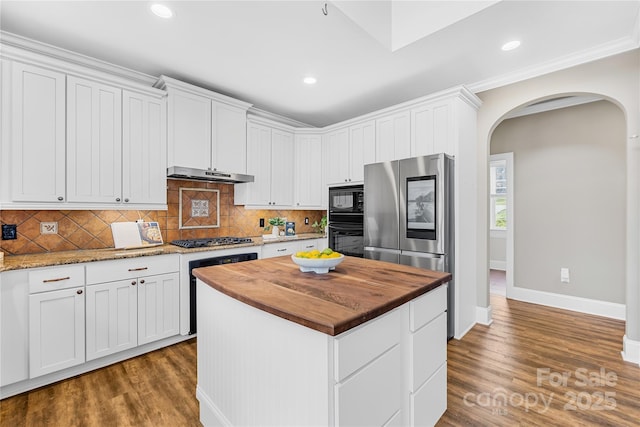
<box><xmin>167</xmin><ymin>166</ymin><xmax>254</xmax><ymax>184</ymax></box>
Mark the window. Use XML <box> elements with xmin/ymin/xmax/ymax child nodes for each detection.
<box><xmin>490</xmin><ymin>158</ymin><xmax>507</xmax><ymax>230</ymax></box>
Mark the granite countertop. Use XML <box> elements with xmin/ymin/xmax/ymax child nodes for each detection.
<box><xmin>194</xmin><ymin>255</ymin><xmax>451</xmax><ymax>336</ymax></box>
<box><xmin>0</xmin><ymin>233</ymin><xmax>325</xmax><ymax>272</ymax></box>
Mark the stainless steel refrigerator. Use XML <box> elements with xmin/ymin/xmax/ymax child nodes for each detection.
<box><xmin>364</xmin><ymin>153</ymin><xmax>455</xmax><ymax>339</ymax></box>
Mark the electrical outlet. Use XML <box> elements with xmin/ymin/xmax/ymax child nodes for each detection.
<box><xmin>40</xmin><ymin>222</ymin><xmax>58</xmax><ymax>235</ymax></box>
<box><xmin>560</xmin><ymin>268</ymin><xmax>570</xmax><ymax>283</ymax></box>
<box><xmin>305</xmin><ymin>217</ymin><xmax>309</xmax><ymax>225</ymax></box>
<box><xmin>259</xmin><ymin>218</ymin><xmax>265</xmax><ymax>228</ymax></box>
<box><xmin>2</xmin><ymin>224</ymin><xmax>17</xmax><ymax>240</ymax></box>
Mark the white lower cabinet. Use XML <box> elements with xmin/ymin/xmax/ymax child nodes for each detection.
<box><xmin>85</xmin><ymin>255</ymin><xmax>180</xmax><ymax>357</ymax></box>
<box><xmin>0</xmin><ymin>270</ymin><xmax>29</xmax><ymax>386</ymax></box>
<box><xmin>85</xmin><ymin>279</ymin><xmax>137</xmax><ymax>361</ymax></box>
<box><xmin>28</xmin><ymin>265</ymin><xmax>86</xmax><ymax>379</ymax></box>
<box><xmin>136</xmin><ymin>272</ymin><xmax>180</xmax><ymax>345</ymax></box>
<box><xmin>1</xmin><ymin>254</ymin><xmax>184</xmax><ymax>398</ymax></box>
<box><xmin>411</xmin><ymin>363</ymin><xmax>447</xmax><ymax>427</ymax></box>
<box><xmin>336</xmin><ymin>345</ymin><xmax>402</xmax><ymax>426</ymax></box>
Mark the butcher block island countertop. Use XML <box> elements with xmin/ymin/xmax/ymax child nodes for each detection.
<box><xmin>193</xmin><ymin>254</ymin><xmax>451</xmax><ymax>336</ymax></box>
<box><xmin>194</xmin><ymin>255</ymin><xmax>452</xmax><ymax>427</ymax></box>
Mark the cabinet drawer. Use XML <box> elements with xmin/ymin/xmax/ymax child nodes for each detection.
<box><xmin>410</xmin><ymin>284</ymin><xmax>447</xmax><ymax>332</ymax></box>
<box><xmin>297</xmin><ymin>239</ymin><xmax>318</xmax><ymax>251</ymax></box>
<box><xmin>86</xmin><ymin>254</ymin><xmax>178</xmax><ymax>284</ymax></box>
<box><xmin>411</xmin><ymin>363</ymin><xmax>447</xmax><ymax>427</ymax></box>
<box><xmin>335</xmin><ymin>308</ymin><xmax>401</xmax><ymax>382</ymax></box>
<box><xmin>336</xmin><ymin>345</ymin><xmax>401</xmax><ymax>427</ymax></box>
<box><xmin>29</xmin><ymin>265</ymin><xmax>85</xmax><ymax>294</ymax></box>
<box><xmin>261</xmin><ymin>241</ymin><xmax>298</xmax><ymax>259</ymax></box>
<box><xmin>411</xmin><ymin>312</ymin><xmax>447</xmax><ymax>391</ymax></box>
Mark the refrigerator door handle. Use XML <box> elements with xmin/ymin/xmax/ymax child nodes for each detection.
<box><xmin>364</xmin><ymin>247</ymin><xmax>401</xmax><ymax>254</ymax></box>
<box><xmin>400</xmin><ymin>250</ymin><xmax>444</xmax><ymax>259</ymax></box>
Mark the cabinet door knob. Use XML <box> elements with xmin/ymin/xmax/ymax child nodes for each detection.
<box><xmin>57</xmin><ymin>196</ymin><xmax>64</xmax><ymax>201</ymax></box>
<box><xmin>116</xmin><ymin>198</ymin><xmax>121</xmax><ymax>202</ymax></box>
<box><xmin>131</xmin><ymin>281</ymin><xmax>136</xmax><ymax>286</ymax></box>
<box><xmin>140</xmin><ymin>279</ymin><xmax>145</xmax><ymax>284</ymax></box>
<box><xmin>76</xmin><ymin>289</ymin><xmax>83</xmax><ymax>295</ymax></box>
<box><xmin>124</xmin><ymin>198</ymin><xmax>129</xmax><ymax>203</ymax></box>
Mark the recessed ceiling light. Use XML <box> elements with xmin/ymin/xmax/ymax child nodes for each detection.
<box><xmin>501</xmin><ymin>40</ymin><xmax>521</xmax><ymax>51</ymax></box>
<box><xmin>303</xmin><ymin>76</ymin><xmax>317</xmax><ymax>85</ymax></box>
<box><xmin>151</xmin><ymin>4</ymin><xmax>173</xmax><ymax>19</ymax></box>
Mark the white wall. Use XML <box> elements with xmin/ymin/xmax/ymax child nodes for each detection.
<box><xmin>475</xmin><ymin>50</ymin><xmax>640</xmax><ymax>355</ymax></box>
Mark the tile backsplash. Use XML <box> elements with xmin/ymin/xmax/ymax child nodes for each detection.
<box><xmin>0</xmin><ymin>179</ymin><xmax>326</xmax><ymax>256</ymax></box>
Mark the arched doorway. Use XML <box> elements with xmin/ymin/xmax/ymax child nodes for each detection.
<box><xmin>473</xmin><ymin>49</ymin><xmax>639</xmax><ymax>365</ymax></box>
<box><xmin>488</xmin><ymin>96</ymin><xmax>626</xmax><ymax>314</ymax></box>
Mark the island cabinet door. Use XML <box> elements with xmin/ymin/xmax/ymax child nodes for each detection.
<box><xmin>335</xmin><ymin>345</ymin><xmax>402</xmax><ymax>426</ymax></box>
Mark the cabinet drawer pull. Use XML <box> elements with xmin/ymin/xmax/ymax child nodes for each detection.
<box><xmin>128</xmin><ymin>267</ymin><xmax>148</xmax><ymax>272</ymax></box>
<box><xmin>277</xmin><ymin>248</ymin><xmax>287</xmax><ymax>252</ymax></box>
<box><xmin>42</xmin><ymin>276</ymin><xmax>70</xmax><ymax>283</ymax></box>
<box><xmin>76</xmin><ymin>289</ymin><xmax>83</xmax><ymax>295</ymax></box>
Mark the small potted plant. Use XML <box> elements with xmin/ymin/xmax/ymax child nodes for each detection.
<box><xmin>267</xmin><ymin>217</ymin><xmax>286</xmax><ymax>236</ymax></box>
<box><xmin>312</xmin><ymin>215</ymin><xmax>328</xmax><ymax>236</ymax></box>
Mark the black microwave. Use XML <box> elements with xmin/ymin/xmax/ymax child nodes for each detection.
<box><xmin>329</xmin><ymin>185</ymin><xmax>364</xmax><ymax>215</ymax></box>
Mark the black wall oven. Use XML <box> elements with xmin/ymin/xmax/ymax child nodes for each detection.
<box><xmin>328</xmin><ymin>185</ymin><xmax>364</xmax><ymax>257</ymax></box>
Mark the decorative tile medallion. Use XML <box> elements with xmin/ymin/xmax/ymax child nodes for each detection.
<box><xmin>191</xmin><ymin>200</ymin><xmax>209</xmax><ymax>217</ymax></box>
<box><xmin>179</xmin><ymin>188</ymin><xmax>220</xmax><ymax>229</ymax></box>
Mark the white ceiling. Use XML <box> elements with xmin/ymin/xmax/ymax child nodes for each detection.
<box><xmin>1</xmin><ymin>1</ymin><xmax>639</xmax><ymax>127</ymax></box>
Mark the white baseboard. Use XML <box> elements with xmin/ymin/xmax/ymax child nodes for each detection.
<box><xmin>476</xmin><ymin>305</ymin><xmax>493</xmax><ymax>326</ymax></box>
<box><xmin>621</xmin><ymin>335</ymin><xmax>640</xmax><ymax>366</ymax></box>
<box><xmin>489</xmin><ymin>261</ymin><xmax>506</xmax><ymax>271</ymax></box>
<box><xmin>507</xmin><ymin>285</ymin><xmax>625</xmax><ymax>320</ymax></box>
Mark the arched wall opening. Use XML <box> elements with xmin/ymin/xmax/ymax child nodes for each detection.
<box><xmin>488</xmin><ymin>96</ymin><xmax>626</xmax><ymax>310</ymax></box>
<box><xmin>473</xmin><ymin>49</ymin><xmax>640</xmax><ymax>364</ymax></box>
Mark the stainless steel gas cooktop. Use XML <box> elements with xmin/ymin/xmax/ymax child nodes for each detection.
<box><xmin>170</xmin><ymin>237</ymin><xmax>253</xmax><ymax>249</ymax></box>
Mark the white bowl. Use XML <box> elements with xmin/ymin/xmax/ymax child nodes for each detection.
<box><xmin>291</xmin><ymin>254</ymin><xmax>345</xmax><ymax>274</ymax></box>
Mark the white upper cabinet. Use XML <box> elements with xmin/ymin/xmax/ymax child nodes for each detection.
<box><xmin>294</xmin><ymin>133</ymin><xmax>322</xmax><ymax>208</ymax></box>
<box><xmin>324</xmin><ymin>121</ymin><xmax>375</xmax><ymax>186</ymax></box>
<box><xmin>349</xmin><ymin>120</ymin><xmax>376</xmax><ymax>182</ymax></box>
<box><xmin>166</xmin><ymin>87</ymin><xmax>212</xmax><ymax>170</ymax></box>
<box><xmin>160</xmin><ymin>76</ymin><xmax>251</xmax><ymax>173</ymax></box>
<box><xmin>212</xmin><ymin>103</ymin><xmax>249</xmax><ymax>174</ymax></box>
<box><xmin>66</xmin><ymin>76</ymin><xmax>122</xmax><ymax>204</ymax></box>
<box><xmin>411</xmin><ymin>99</ymin><xmax>455</xmax><ymax>157</ymax></box>
<box><xmin>9</xmin><ymin>62</ymin><xmax>66</xmax><ymax>203</ymax></box>
<box><xmin>270</xmin><ymin>129</ymin><xmax>295</xmax><ymax>206</ymax></box>
<box><xmin>375</xmin><ymin>110</ymin><xmax>410</xmax><ymax>162</ymax></box>
<box><xmin>236</xmin><ymin>120</ymin><xmax>294</xmax><ymax>208</ymax></box>
<box><xmin>323</xmin><ymin>128</ymin><xmax>350</xmax><ymax>186</ymax></box>
<box><xmin>122</xmin><ymin>90</ymin><xmax>167</xmax><ymax>205</ymax></box>
<box><xmin>2</xmin><ymin>52</ymin><xmax>167</xmax><ymax>210</ymax></box>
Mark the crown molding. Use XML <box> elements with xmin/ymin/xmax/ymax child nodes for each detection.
<box><xmin>468</xmin><ymin>35</ymin><xmax>640</xmax><ymax>94</ymax></box>
<box><xmin>247</xmin><ymin>107</ymin><xmax>314</xmax><ymax>129</ymax></box>
<box><xmin>156</xmin><ymin>75</ymin><xmax>252</xmax><ymax>110</ymax></box>
<box><xmin>0</xmin><ymin>31</ymin><xmax>159</xmax><ymax>89</ymax></box>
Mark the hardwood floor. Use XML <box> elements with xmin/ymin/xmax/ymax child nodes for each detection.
<box><xmin>439</xmin><ymin>295</ymin><xmax>640</xmax><ymax>426</ymax></box>
<box><xmin>0</xmin><ymin>339</ymin><xmax>200</xmax><ymax>426</ymax></box>
<box><xmin>2</xmin><ymin>295</ymin><xmax>638</xmax><ymax>426</ymax></box>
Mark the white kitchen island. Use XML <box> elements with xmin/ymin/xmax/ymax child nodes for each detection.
<box><xmin>194</xmin><ymin>255</ymin><xmax>450</xmax><ymax>426</ymax></box>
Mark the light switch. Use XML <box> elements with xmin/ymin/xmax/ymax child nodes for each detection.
<box><xmin>560</xmin><ymin>268</ymin><xmax>570</xmax><ymax>283</ymax></box>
